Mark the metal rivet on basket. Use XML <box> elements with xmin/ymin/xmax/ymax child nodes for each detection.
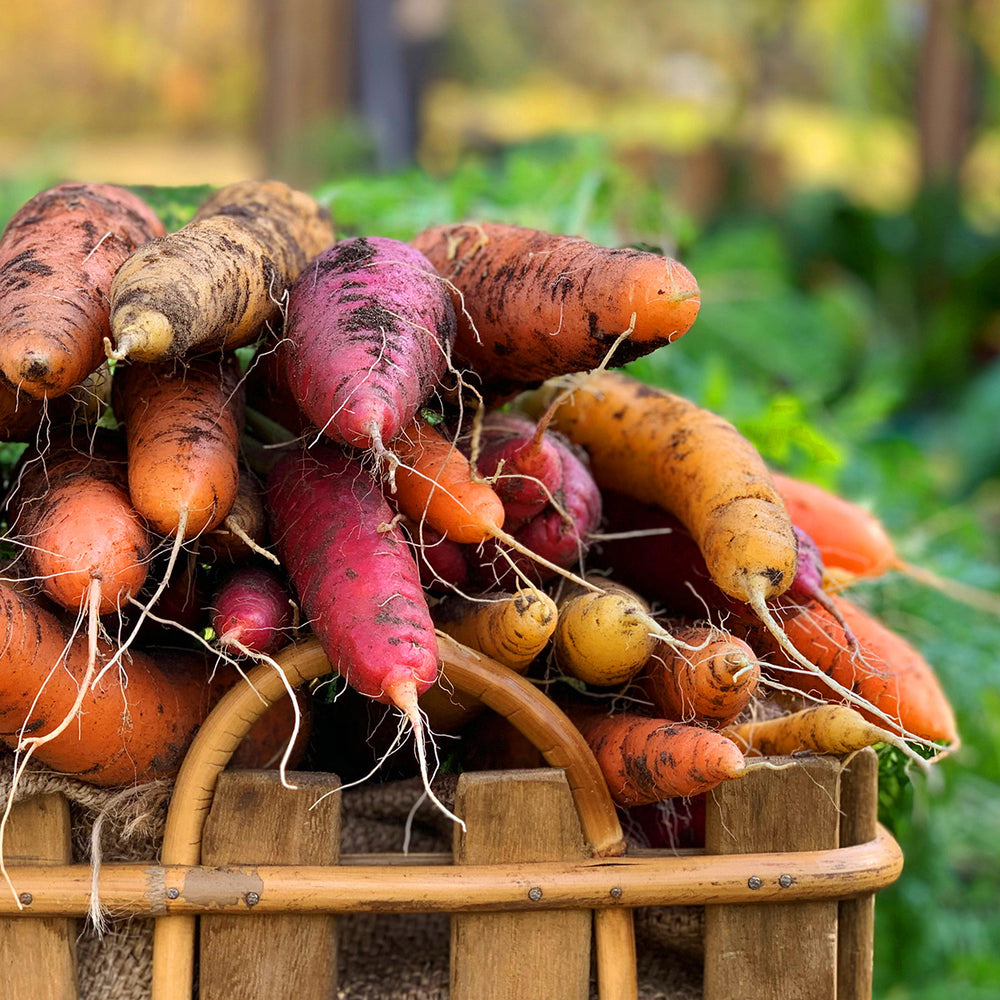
<box><xmin>778</xmin><ymin>874</ymin><xmax>794</xmax><ymax>889</ymax></box>
<box><xmin>747</xmin><ymin>876</ymin><xmax>763</xmax><ymax>891</ymax></box>
<box><xmin>245</xmin><ymin>891</ymin><xmax>261</xmax><ymax>907</ymax></box>
<box><xmin>18</xmin><ymin>892</ymin><xmax>32</xmax><ymax>906</ymax></box>
<box><xmin>610</xmin><ymin>887</ymin><xmax>623</xmax><ymax>900</ymax></box>
<box><xmin>527</xmin><ymin>887</ymin><xmax>543</xmax><ymax>902</ymax></box>
<box><xmin>166</xmin><ymin>887</ymin><xmax>180</xmax><ymax>900</ymax></box>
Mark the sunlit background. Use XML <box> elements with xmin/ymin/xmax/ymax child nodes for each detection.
<box><xmin>2</xmin><ymin>0</ymin><xmax>999</xmax><ymax>219</ymax></box>
<box><xmin>2</xmin><ymin>3</ymin><xmax>1000</xmax><ymax>998</ymax></box>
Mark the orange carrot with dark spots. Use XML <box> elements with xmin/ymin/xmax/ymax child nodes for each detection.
<box><xmin>527</xmin><ymin>371</ymin><xmax>798</xmax><ymax>610</ymax></box>
<box><xmin>6</xmin><ymin>432</ymin><xmax>150</xmax><ymax>616</ymax></box>
<box><xmin>411</xmin><ymin>222</ymin><xmax>700</xmax><ymax>395</ymax></box>
<box><xmin>0</xmin><ymin>183</ymin><xmax>164</xmax><ymax>398</ymax></box>
<box><xmin>113</xmin><ymin>356</ymin><xmax>244</xmax><ymax>538</ymax></box>
<box><xmin>572</xmin><ymin>708</ymin><xmax>746</xmax><ymax>806</ymax></box>
<box><xmin>640</xmin><ymin>625</ymin><xmax>760</xmax><ymax>727</ymax></box>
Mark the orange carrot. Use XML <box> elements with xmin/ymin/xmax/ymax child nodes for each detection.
<box><xmin>773</xmin><ymin>471</ymin><xmax>1000</xmax><ymax>615</ymax></box>
<box><xmin>6</xmin><ymin>432</ymin><xmax>150</xmax><ymax>615</ymax></box>
<box><xmin>760</xmin><ymin>593</ymin><xmax>958</xmax><ymax>746</ymax></box>
<box><xmin>0</xmin><ymin>183</ymin><xmax>164</xmax><ymax>398</ymax></box>
<box><xmin>113</xmin><ymin>356</ymin><xmax>244</xmax><ymax>538</ymax></box>
<box><xmin>640</xmin><ymin>625</ymin><xmax>760</xmax><ymax>727</ymax></box>
<box><xmin>572</xmin><ymin>708</ymin><xmax>746</xmax><ymax>806</ymax></box>
<box><xmin>771</xmin><ymin>472</ymin><xmax>895</xmax><ymax>579</ymax></box>
<box><xmin>0</xmin><ymin>581</ymin><xmax>219</xmax><ymax>786</ymax></box>
<box><xmin>388</xmin><ymin>414</ymin><xmax>600</xmax><ymax>591</ymax></box>
<box><xmin>387</xmin><ymin>414</ymin><xmax>506</xmax><ymax>545</ymax></box>
<box><xmin>411</xmin><ymin>222</ymin><xmax>700</xmax><ymax>394</ymax></box>
<box><xmin>527</xmin><ymin>371</ymin><xmax>798</xmax><ymax>609</ymax></box>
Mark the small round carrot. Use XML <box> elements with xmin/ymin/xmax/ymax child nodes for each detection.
<box><xmin>0</xmin><ymin>183</ymin><xmax>165</xmax><ymax>398</ymax></box>
<box><xmin>420</xmin><ymin>587</ymin><xmax>559</xmax><ymax>733</ymax></box>
<box><xmin>411</xmin><ymin>222</ymin><xmax>700</xmax><ymax>393</ymax></box>
<box><xmin>640</xmin><ymin>625</ymin><xmax>760</xmax><ymax>727</ymax></box>
<box><xmin>553</xmin><ymin>579</ymin><xmax>660</xmax><ymax>688</ymax></box>
<box><xmin>432</xmin><ymin>587</ymin><xmax>559</xmax><ymax>674</ymax></box>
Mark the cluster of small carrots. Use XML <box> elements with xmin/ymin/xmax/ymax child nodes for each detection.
<box><xmin>0</xmin><ymin>180</ymin><xmax>966</xmax><ymax>840</ymax></box>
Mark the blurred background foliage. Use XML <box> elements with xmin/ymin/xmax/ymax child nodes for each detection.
<box><xmin>2</xmin><ymin>1</ymin><xmax>1000</xmax><ymax>996</ymax></box>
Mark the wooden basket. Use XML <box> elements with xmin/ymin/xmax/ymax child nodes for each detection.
<box><xmin>0</xmin><ymin>639</ymin><xmax>902</xmax><ymax>1000</ymax></box>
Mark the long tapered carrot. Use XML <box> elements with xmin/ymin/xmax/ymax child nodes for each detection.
<box><xmin>387</xmin><ymin>413</ymin><xmax>507</xmax><ymax>545</ymax></box>
<box><xmin>527</xmin><ymin>371</ymin><xmax>798</xmax><ymax>608</ymax></box>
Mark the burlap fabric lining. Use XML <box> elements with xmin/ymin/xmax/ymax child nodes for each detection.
<box><xmin>1</xmin><ymin>761</ymin><xmax>702</xmax><ymax>999</ymax></box>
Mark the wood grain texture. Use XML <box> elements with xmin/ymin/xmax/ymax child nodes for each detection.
<box><xmin>199</xmin><ymin>769</ymin><xmax>341</xmax><ymax>1000</ymax></box>
<box><xmin>451</xmin><ymin>769</ymin><xmax>592</xmax><ymax>1000</ymax></box>
<box><xmin>837</xmin><ymin>748</ymin><xmax>878</xmax><ymax>1000</ymax></box>
<box><xmin>0</xmin><ymin>792</ymin><xmax>78</xmax><ymax>1000</ymax></box>
<box><xmin>703</xmin><ymin>756</ymin><xmax>841</xmax><ymax>1000</ymax></box>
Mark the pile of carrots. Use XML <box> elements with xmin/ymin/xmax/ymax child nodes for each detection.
<box><xmin>0</xmin><ymin>180</ymin><xmax>967</xmax><ymax>840</ymax></box>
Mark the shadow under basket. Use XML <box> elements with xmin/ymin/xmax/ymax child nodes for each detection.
<box><xmin>0</xmin><ymin>638</ymin><xmax>901</xmax><ymax>1000</ymax></box>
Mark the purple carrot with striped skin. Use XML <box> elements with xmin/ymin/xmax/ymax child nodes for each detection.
<box><xmin>0</xmin><ymin>183</ymin><xmax>164</xmax><ymax>398</ymax></box>
<box><xmin>282</xmin><ymin>236</ymin><xmax>457</xmax><ymax>453</ymax></box>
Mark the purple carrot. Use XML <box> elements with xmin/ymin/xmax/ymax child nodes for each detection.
<box><xmin>282</xmin><ymin>236</ymin><xmax>457</xmax><ymax>453</ymax></box>
<box><xmin>212</xmin><ymin>565</ymin><xmax>293</xmax><ymax>655</ymax></box>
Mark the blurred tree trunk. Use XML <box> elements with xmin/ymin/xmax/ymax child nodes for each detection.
<box><xmin>257</xmin><ymin>0</ymin><xmax>355</xmax><ymax>186</ymax></box>
<box><xmin>917</xmin><ymin>0</ymin><xmax>977</xmax><ymax>188</ymax></box>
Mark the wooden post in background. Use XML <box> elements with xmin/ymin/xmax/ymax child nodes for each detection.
<box><xmin>451</xmin><ymin>769</ymin><xmax>592</xmax><ymax>1000</ymax></box>
<box><xmin>703</xmin><ymin>756</ymin><xmax>842</xmax><ymax>1000</ymax></box>
<box><xmin>199</xmin><ymin>769</ymin><xmax>341</xmax><ymax>1000</ymax></box>
<box><xmin>0</xmin><ymin>793</ymin><xmax>78</xmax><ymax>1000</ymax></box>
<box><xmin>257</xmin><ymin>0</ymin><xmax>355</xmax><ymax>186</ymax></box>
<box><xmin>837</xmin><ymin>748</ymin><xmax>879</xmax><ymax>1000</ymax></box>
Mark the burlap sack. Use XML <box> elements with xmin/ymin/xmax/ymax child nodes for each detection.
<box><xmin>2</xmin><ymin>760</ymin><xmax>702</xmax><ymax>999</ymax></box>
